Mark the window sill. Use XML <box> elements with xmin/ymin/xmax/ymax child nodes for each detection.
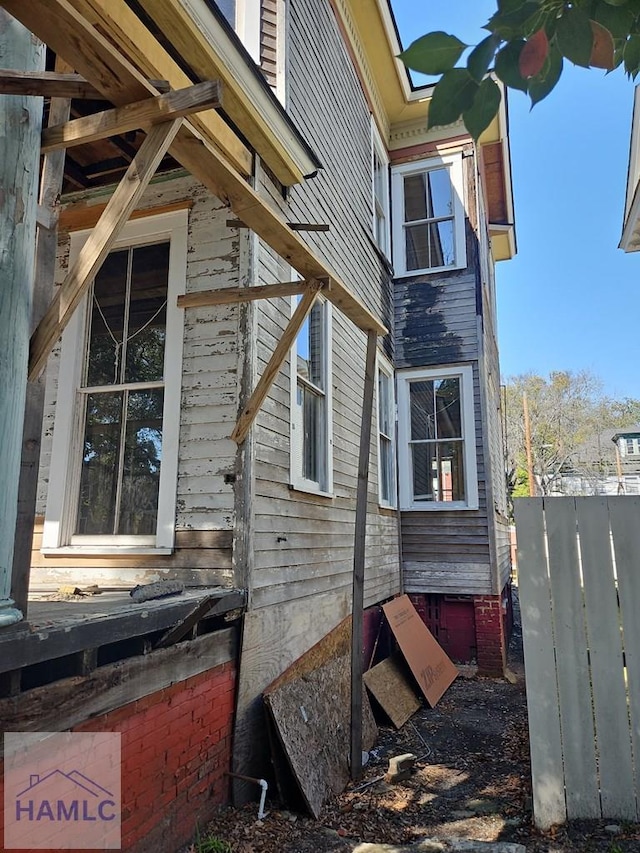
<box><xmin>394</xmin><ymin>262</ymin><xmax>466</xmax><ymax>278</ymax></box>
<box><xmin>288</xmin><ymin>483</ymin><xmax>334</xmax><ymax>500</ymax></box>
<box><xmin>41</xmin><ymin>546</ymin><xmax>173</xmax><ymax>557</ymax></box>
<box><xmin>401</xmin><ymin>503</ymin><xmax>479</xmax><ymax>512</ymax></box>
<box><xmin>378</xmin><ymin>503</ymin><xmax>398</xmax><ymax>515</ymax></box>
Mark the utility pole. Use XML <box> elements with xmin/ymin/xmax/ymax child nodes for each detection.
<box><xmin>523</xmin><ymin>392</ymin><xmax>536</xmax><ymax>497</ymax></box>
<box><xmin>0</xmin><ymin>11</ymin><xmax>45</xmax><ymax>626</ymax></box>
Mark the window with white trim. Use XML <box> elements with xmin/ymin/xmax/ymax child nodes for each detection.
<box><xmin>391</xmin><ymin>153</ymin><xmax>466</xmax><ymax>276</ymax></box>
<box><xmin>290</xmin><ymin>296</ymin><xmax>333</xmax><ymax>494</ymax></box>
<box><xmin>42</xmin><ymin>211</ymin><xmax>187</xmax><ymax>552</ymax></box>
<box><xmin>217</xmin><ymin>0</ymin><xmax>261</xmax><ymax>63</ymax></box>
<box><xmin>377</xmin><ymin>357</ymin><xmax>396</xmax><ymax>507</ymax></box>
<box><xmin>371</xmin><ymin>119</ymin><xmax>390</xmax><ymax>257</ymax></box>
<box><xmin>397</xmin><ymin>365</ymin><xmax>478</xmax><ymax>510</ymax></box>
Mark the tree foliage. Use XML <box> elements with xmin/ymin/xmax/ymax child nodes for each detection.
<box><xmin>504</xmin><ymin>370</ymin><xmax>640</xmax><ymax>498</ymax></box>
<box><xmin>399</xmin><ymin>0</ymin><xmax>640</xmax><ymax>140</ymax></box>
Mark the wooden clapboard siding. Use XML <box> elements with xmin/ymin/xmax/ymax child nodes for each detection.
<box><xmin>36</xmin><ymin>175</ymin><xmax>243</xmax><ymax>586</ymax></box>
<box><xmin>260</xmin><ymin>0</ymin><xmax>279</xmax><ymax>88</ymax></box>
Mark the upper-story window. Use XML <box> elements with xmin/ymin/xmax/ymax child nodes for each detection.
<box><xmin>216</xmin><ymin>0</ymin><xmax>261</xmax><ymax>63</ymax></box>
<box><xmin>371</xmin><ymin>119</ymin><xmax>390</xmax><ymax>257</ymax></box>
<box><xmin>391</xmin><ymin>153</ymin><xmax>466</xmax><ymax>277</ymax></box>
<box><xmin>290</xmin><ymin>296</ymin><xmax>333</xmax><ymax>495</ymax></box>
<box><xmin>622</xmin><ymin>436</ymin><xmax>640</xmax><ymax>456</ymax></box>
<box><xmin>377</xmin><ymin>357</ymin><xmax>396</xmax><ymax>507</ymax></box>
<box><xmin>396</xmin><ymin>365</ymin><xmax>478</xmax><ymax>511</ymax></box>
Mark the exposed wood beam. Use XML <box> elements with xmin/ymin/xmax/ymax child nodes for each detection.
<box><xmin>177</xmin><ymin>280</ymin><xmax>310</xmax><ymax>310</ymax></box>
<box><xmin>65</xmin><ymin>0</ymin><xmax>252</xmax><ymax>177</ymax></box>
<box><xmin>28</xmin><ymin>118</ymin><xmax>183</xmax><ymax>379</ymax></box>
<box><xmin>59</xmin><ymin>199</ymin><xmax>193</xmax><ymax>233</ymax></box>
<box><xmin>2</xmin><ymin>0</ymin><xmax>386</xmax><ymax>339</ymax></box>
<box><xmin>227</xmin><ymin>218</ymin><xmax>330</xmax><ymax>232</ymax></box>
<box><xmin>36</xmin><ymin>203</ymin><xmax>56</xmax><ymax>231</ymax></box>
<box><xmin>41</xmin><ymin>80</ymin><xmax>221</xmax><ymax>153</ymax></box>
<box><xmin>231</xmin><ymin>281</ymin><xmax>324</xmax><ymax>445</ymax></box>
<box><xmin>0</xmin><ymin>68</ymin><xmax>170</xmax><ymax>98</ymax></box>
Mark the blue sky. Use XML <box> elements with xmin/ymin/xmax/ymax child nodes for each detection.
<box><xmin>391</xmin><ymin>1</ymin><xmax>640</xmax><ymax>400</ymax></box>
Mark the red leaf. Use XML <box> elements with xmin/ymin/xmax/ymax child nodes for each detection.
<box><xmin>590</xmin><ymin>20</ymin><xmax>615</xmax><ymax>69</ymax></box>
<box><xmin>519</xmin><ymin>29</ymin><xmax>549</xmax><ymax>78</ymax></box>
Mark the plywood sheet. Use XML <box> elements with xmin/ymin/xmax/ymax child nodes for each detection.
<box><xmin>264</xmin><ymin>652</ymin><xmax>377</xmax><ymax>818</ymax></box>
<box><xmin>382</xmin><ymin>595</ymin><xmax>458</xmax><ymax>707</ymax></box>
<box><xmin>363</xmin><ymin>655</ymin><xmax>420</xmax><ymax>729</ymax></box>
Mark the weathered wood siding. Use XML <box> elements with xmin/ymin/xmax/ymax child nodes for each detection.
<box><xmin>33</xmin><ymin>175</ymin><xmax>244</xmax><ymax>589</ymax></box>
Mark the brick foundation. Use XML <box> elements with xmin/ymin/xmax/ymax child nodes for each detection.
<box><xmin>0</xmin><ymin>660</ymin><xmax>236</xmax><ymax>853</ymax></box>
<box><xmin>473</xmin><ymin>595</ymin><xmax>507</xmax><ymax>676</ymax></box>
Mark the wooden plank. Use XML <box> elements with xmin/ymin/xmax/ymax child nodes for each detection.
<box><xmin>513</xmin><ymin>498</ymin><xmax>566</xmax><ymax>829</ymax></box>
<box><xmin>576</xmin><ymin>497</ymin><xmax>636</xmax><ymax>820</ymax></box>
<box><xmin>177</xmin><ymin>280</ymin><xmax>309</xmax><ymax>309</ymax></box>
<box><xmin>41</xmin><ymin>80</ymin><xmax>221</xmax><ymax>153</ymax></box>
<box><xmin>363</xmin><ymin>656</ymin><xmax>420</xmax><ymax>729</ymax></box>
<box><xmin>350</xmin><ymin>328</ymin><xmax>377</xmax><ymax>780</ymax></box>
<box><xmin>608</xmin><ymin>496</ymin><xmax>640</xmax><ymax>814</ymax></box>
<box><xmin>231</xmin><ymin>281</ymin><xmax>323</xmax><ymax>445</ymax></box>
<box><xmin>154</xmin><ymin>593</ymin><xmax>233</xmax><ymax>648</ymax></box>
<box><xmin>2</xmin><ymin>0</ymin><xmax>387</xmax><ymax>337</ymax></box>
<box><xmin>59</xmin><ymin>199</ymin><xmax>193</xmax><ymax>233</ymax></box>
<box><xmin>28</xmin><ymin>118</ymin><xmax>183</xmax><ymax>379</ymax></box>
<box><xmin>11</xmin><ymin>56</ymin><xmax>72</xmax><ymax>618</ymax></box>
<box><xmin>545</xmin><ymin>497</ymin><xmax>600</xmax><ymax>818</ymax></box>
<box><xmin>65</xmin><ymin>0</ymin><xmax>251</xmax><ymax>176</ymax></box>
<box><xmin>0</xmin><ymin>628</ymin><xmax>236</xmax><ymax>732</ymax></box>
<box><xmin>382</xmin><ymin>595</ymin><xmax>458</xmax><ymax>708</ymax></box>
<box><xmin>0</xmin><ymin>68</ymin><xmax>169</xmax><ymax>97</ymax></box>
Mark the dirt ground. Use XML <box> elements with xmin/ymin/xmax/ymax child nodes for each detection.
<box><xmin>191</xmin><ymin>591</ymin><xmax>640</xmax><ymax>852</ymax></box>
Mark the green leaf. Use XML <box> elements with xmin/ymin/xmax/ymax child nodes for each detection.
<box><xmin>624</xmin><ymin>34</ymin><xmax>640</xmax><ymax>76</ymax></box>
<box><xmin>495</xmin><ymin>40</ymin><xmax>529</xmax><ymax>91</ymax></box>
<box><xmin>556</xmin><ymin>6</ymin><xmax>594</xmax><ymax>66</ymax></box>
<box><xmin>428</xmin><ymin>69</ymin><xmax>479</xmax><ymax>129</ymax></box>
<box><xmin>497</xmin><ymin>0</ymin><xmax>527</xmax><ymax>11</ymax></box>
<box><xmin>462</xmin><ymin>77</ymin><xmax>502</xmax><ymax>140</ymax></box>
<box><xmin>398</xmin><ymin>32</ymin><xmax>467</xmax><ymax>75</ymax></box>
<box><xmin>467</xmin><ymin>34</ymin><xmax>501</xmax><ymax>81</ymax></box>
<box><xmin>593</xmin><ymin>1</ymin><xmax>634</xmax><ymax>38</ymax></box>
<box><xmin>529</xmin><ymin>45</ymin><xmax>563</xmax><ymax>106</ymax></box>
<box><xmin>485</xmin><ymin>2</ymin><xmax>541</xmax><ymax>39</ymax></box>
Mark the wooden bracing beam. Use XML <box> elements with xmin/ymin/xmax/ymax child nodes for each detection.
<box><xmin>1</xmin><ymin>0</ymin><xmax>387</xmax><ymax>343</ymax></box>
<box><xmin>28</xmin><ymin>118</ymin><xmax>183</xmax><ymax>379</ymax></box>
<box><xmin>41</xmin><ymin>80</ymin><xmax>221</xmax><ymax>153</ymax></box>
<box><xmin>177</xmin><ymin>280</ymin><xmax>310</xmax><ymax>310</ymax></box>
<box><xmin>0</xmin><ymin>68</ymin><xmax>169</xmax><ymax>98</ymax></box>
<box><xmin>231</xmin><ymin>280</ymin><xmax>326</xmax><ymax>445</ymax></box>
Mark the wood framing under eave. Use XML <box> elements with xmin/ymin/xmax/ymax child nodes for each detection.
<box><xmin>65</xmin><ymin>0</ymin><xmax>252</xmax><ymax>177</ymax></box>
<box><xmin>28</xmin><ymin>119</ymin><xmax>183</xmax><ymax>380</ymax></box>
<box><xmin>0</xmin><ymin>69</ymin><xmax>106</xmax><ymax>99</ymax></box>
<box><xmin>41</xmin><ymin>80</ymin><xmax>221</xmax><ymax>153</ymax></box>
<box><xmin>177</xmin><ymin>280</ymin><xmax>310</xmax><ymax>309</ymax></box>
<box><xmin>3</xmin><ymin>0</ymin><xmax>386</xmax><ymax>338</ymax></box>
<box><xmin>231</xmin><ymin>281</ymin><xmax>325</xmax><ymax>445</ymax></box>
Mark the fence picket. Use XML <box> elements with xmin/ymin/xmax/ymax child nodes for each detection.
<box><xmin>514</xmin><ymin>498</ymin><xmax>566</xmax><ymax>829</ymax></box>
<box><xmin>609</xmin><ymin>496</ymin><xmax>640</xmax><ymax>817</ymax></box>
<box><xmin>575</xmin><ymin>497</ymin><xmax>636</xmax><ymax>820</ymax></box>
<box><xmin>545</xmin><ymin>497</ymin><xmax>600</xmax><ymax>818</ymax></box>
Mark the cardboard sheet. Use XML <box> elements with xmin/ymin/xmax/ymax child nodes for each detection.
<box><xmin>382</xmin><ymin>595</ymin><xmax>458</xmax><ymax>707</ymax></box>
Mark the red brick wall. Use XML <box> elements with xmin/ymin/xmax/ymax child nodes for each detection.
<box><xmin>0</xmin><ymin>660</ymin><xmax>236</xmax><ymax>853</ymax></box>
<box><xmin>473</xmin><ymin>596</ymin><xmax>507</xmax><ymax>676</ymax></box>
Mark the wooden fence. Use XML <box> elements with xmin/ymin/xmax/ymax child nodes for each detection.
<box><xmin>514</xmin><ymin>496</ymin><xmax>640</xmax><ymax>829</ymax></box>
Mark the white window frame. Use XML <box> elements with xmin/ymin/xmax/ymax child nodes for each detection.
<box><xmin>289</xmin><ymin>295</ymin><xmax>333</xmax><ymax>496</ymax></box>
<box><xmin>42</xmin><ymin>210</ymin><xmax>188</xmax><ymax>554</ymax></box>
<box><xmin>218</xmin><ymin>0</ymin><xmax>261</xmax><ymax>63</ymax></box>
<box><xmin>371</xmin><ymin>118</ymin><xmax>390</xmax><ymax>258</ymax></box>
<box><xmin>377</xmin><ymin>355</ymin><xmax>397</xmax><ymax>508</ymax></box>
<box><xmin>397</xmin><ymin>364</ymin><xmax>478</xmax><ymax>511</ymax></box>
<box><xmin>391</xmin><ymin>152</ymin><xmax>467</xmax><ymax>277</ymax></box>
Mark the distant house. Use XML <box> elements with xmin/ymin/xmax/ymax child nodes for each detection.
<box><xmin>556</xmin><ymin>427</ymin><xmax>640</xmax><ymax>496</ymax></box>
<box><xmin>0</xmin><ymin>1</ymin><xmax>516</xmax><ymax>848</ymax></box>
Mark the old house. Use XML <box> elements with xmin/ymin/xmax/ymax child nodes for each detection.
<box><xmin>0</xmin><ymin>0</ymin><xmax>515</xmax><ymax>849</ymax></box>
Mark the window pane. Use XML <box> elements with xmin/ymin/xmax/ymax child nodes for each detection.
<box><xmin>412</xmin><ymin>442</ymin><xmax>437</xmax><ymax>501</ymax></box>
<box><xmin>296</xmin><ymin>301</ymin><xmax>325</xmax><ymax>389</ymax></box>
<box><xmin>86</xmin><ymin>251</ymin><xmax>128</xmax><ymax>387</ymax></box>
<box><xmin>125</xmin><ymin>243</ymin><xmax>169</xmax><ymax>383</ymax></box>
<box><xmin>216</xmin><ymin>0</ymin><xmax>235</xmax><ymax>25</ymax></box>
<box><xmin>410</xmin><ymin>380</ymin><xmax>435</xmax><ymax>440</ymax></box>
<box><xmin>380</xmin><ymin>435</ymin><xmax>393</xmax><ymax>503</ymax></box>
<box><xmin>430</xmin><ymin>220</ymin><xmax>455</xmax><ymax>268</ymax></box>
<box><xmin>427</xmin><ymin>168</ymin><xmax>453</xmax><ymax>219</ymax></box>
<box><xmin>118</xmin><ymin>389</ymin><xmax>164</xmax><ymax>535</ymax></box>
<box><xmin>437</xmin><ymin>441</ymin><xmax>466</xmax><ymax>502</ymax></box>
<box><xmin>435</xmin><ymin>378</ymin><xmax>462</xmax><ymax>438</ymax></box>
<box><xmin>76</xmin><ymin>392</ymin><xmax>123</xmax><ymax>534</ymax></box>
<box><xmin>298</xmin><ymin>382</ymin><xmax>324</xmax><ymax>484</ymax></box>
<box><xmin>404</xmin><ymin>173</ymin><xmax>427</xmax><ymax>222</ymax></box>
<box><xmin>378</xmin><ymin>372</ymin><xmax>392</xmax><ymax>436</ymax></box>
<box><xmin>405</xmin><ymin>223</ymin><xmax>430</xmax><ymax>271</ymax></box>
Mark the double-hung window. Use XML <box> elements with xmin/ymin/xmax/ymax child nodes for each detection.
<box><xmin>397</xmin><ymin>365</ymin><xmax>478</xmax><ymax>510</ymax></box>
<box><xmin>371</xmin><ymin>119</ymin><xmax>390</xmax><ymax>257</ymax></box>
<box><xmin>377</xmin><ymin>358</ymin><xmax>396</xmax><ymax>507</ymax></box>
<box><xmin>391</xmin><ymin>153</ymin><xmax>466</xmax><ymax>276</ymax></box>
<box><xmin>216</xmin><ymin>0</ymin><xmax>261</xmax><ymax>62</ymax></box>
<box><xmin>290</xmin><ymin>297</ymin><xmax>333</xmax><ymax>494</ymax></box>
<box><xmin>43</xmin><ymin>211</ymin><xmax>187</xmax><ymax>552</ymax></box>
